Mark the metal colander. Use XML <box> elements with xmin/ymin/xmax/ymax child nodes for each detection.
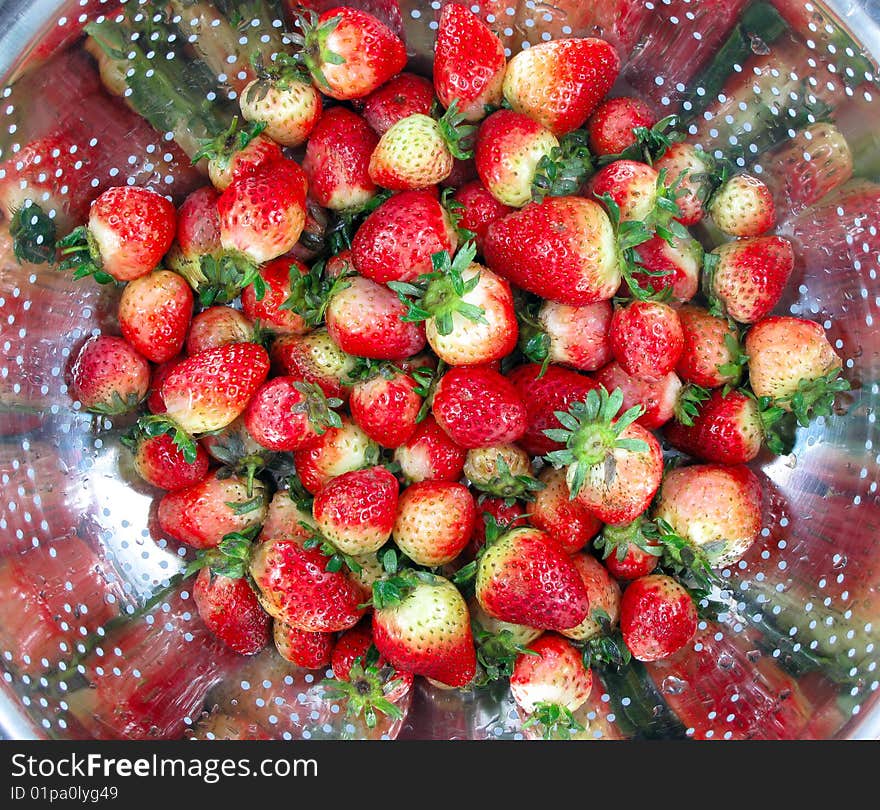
<box><xmin>0</xmin><ymin>0</ymin><xmax>878</xmax><ymax>741</ymax></box>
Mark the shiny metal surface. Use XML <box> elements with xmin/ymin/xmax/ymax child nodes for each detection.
<box><xmin>0</xmin><ymin>0</ymin><xmax>878</xmax><ymax>740</ymax></box>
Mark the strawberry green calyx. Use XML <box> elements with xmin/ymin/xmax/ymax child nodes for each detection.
<box><xmin>595</xmin><ymin>517</ymin><xmax>662</xmax><ymax>564</ymax></box>
<box><xmin>531</xmin><ymin>129</ymin><xmax>594</xmax><ymax>203</ymax></box>
<box><xmin>740</xmin><ymin>388</ymin><xmax>793</xmax><ymax>455</ymax></box>
<box><xmin>414</xmin><ymin>359</ymin><xmax>445</xmax><ymax>423</ymax></box>
<box><xmin>388</xmin><ymin>242</ymin><xmax>487</xmax><ymax>337</ymax></box>
<box><xmin>717</xmin><ymin>331</ymin><xmax>749</xmax><ymax>390</ymax></box>
<box><xmin>129</xmin><ymin>414</ymin><xmax>199</xmax><ymax>464</ymax></box>
<box><xmin>543</xmin><ymin>386</ymin><xmax>648</xmax><ymax>499</ymax></box>
<box><xmin>674</xmin><ymin>383</ymin><xmax>711</xmax><ymax>427</ymax></box>
<box><xmin>293</xmin><ymin>9</ymin><xmax>344</xmax><ymax>91</ymax></box>
<box><xmin>472</xmin><ymin>621</ymin><xmax>537</xmax><ymax>685</ymax></box>
<box><xmin>10</xmin><ymin>202</ymin><xmax>57</xmax><ymax>265</ymax></box>
<box><xmin>437</xmin><ymin>99</ymin><xmax>477</xmax><ymax>161</ymax></box>
<box><xmin>578</xmin><ymin>609</ymin><xmax>632</xmax><ymax>670</ymax></box>
<box><xmin>57</xmin><ymin>226</ymin><xmax>115</xmax><ymax>285</ymax></box>
<box><xmin>776</xmin><ymin>369</ymin><xmax>851</xmax><ymax>428</ymax></box>
<box><xmin>192</xmin><ymin>115</ymin><xmax>267</xmax><ymax>169</ymax></box>
<box><xmin>440</xmin><ymin>187</ymin><xmax>476</xmax><ymax>243</ymax></box>
<box><xmin>291</xmin><ymin>380</ymin><xmax>344</xmax><ymax>434</ymax></box>
<box><xmin>597</xmin><ymin>114</ymin><xmax>685</xmax><ymax>167</ymax></box>
<box><xmin>301</xmin><ymin>522</ymin><xmax>363</xmax><ymax>575</ymax></box>
<box><xmin>471</xmin><ymin>455</ymin><xmax>545</xmax><ymax>503</ymax></box>
<box><xmin>522</xmin><ymin>702</ymin><xmax>585</xmax><ymax>740</ymax></box>
<box><xmin>194</xmin><ymin>251</ymin><xmax>265</xmax><ymax>307</ymax></box>
<box><xmin>371</xmin><ymin>568</ymin><xmax>435</xmax><ymax>612</ymax></box>
<box><xmin>701</xmin><ymin>251</ymin><xmax>723</xmax><ymax>317</ymax></box>
<box><xmin>210</xmin><ymin>431</ymin><xmax>275</xmax><ymax>497</ymax></box>
<box><xmin>281</xmin><ymin>259</ymin><xmax>354</xmax><ymax>328</ymax></box>
<box><xmin>248</xmin><ymin>51</ymin><xmax>311</xmax><ymax>95</ymax></box>
<box><xmin>644</xmin><ymin>518</ymin><xmax>724</xmax><ymax>603</ymax></box>
<box><xmin>285</xmin><ymin>473</ymin><xmax>315</xmax><ymax>513</ymax></box>
<box><xmin>321</xmin><ymin>646</ymin><xmax>405</xmax><ymax>729</ymax></box>
<box><xmin>185</xmin><ymin>525</ymin><xmax>260</xmax><ymax>579</ymax></box>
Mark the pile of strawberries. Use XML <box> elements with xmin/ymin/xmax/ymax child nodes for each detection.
<box><xmin>48</xmin><ymin>4</ymin><xmax>850</xmax><ymax>738</ymax></box>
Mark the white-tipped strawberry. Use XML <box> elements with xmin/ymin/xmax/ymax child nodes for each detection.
<box><xmin>653</xmin><ymin>141</ymin><xmax>714</xmax><ymax>225</ymax></box>
<box><xmin>708</xmin><ymin>173</ymin><xmax>775</xmax><ymax>237</ymax></box>
<box><xmin>193</xmin><ymin>118</ymin><xmax>283</xmax><ymax>192</ymax></box>
<box><xmin>527</xmin><ymin>299</ymin><xmax>613</xmax><ymax>372</ymax></box>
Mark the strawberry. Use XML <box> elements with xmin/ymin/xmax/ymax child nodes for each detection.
<box><xmin>195</xmin><ymin>123</ymin><xmax>283</xmax><ymax>192</ymax></box>
<box><xmin>745</xmin><ymin>316</ymin><xmax>846</xmax><ymax>419</ymax></box>
<box><xmin>483</xmin><ymin>196</ymin><xmax>619</xmax><ymax>306</ymax></box>
<box><xmin>534</xmin><ymin>300</ymin><xmax>613</xmax><ymax>372</ymax></box>
<box><xmin>313</xmin><ymin>466</ymin><xmax>400</xmax><ymax>556</ymax></box>
<box><xmin>665</xmin><ymin>389</ymin><xmax>765</xmax><ymax>465</ymax></box>
<box><xmin>469</xmin><ymin>498</ymin><xmax>529</xmax><ymax>555</ymax></box>
<box><xmin>393</xmin><ymin>414</ymin><xmax>467</xmax><ymax>484</ymax></box>
<box><xmin>432</xmin><ymin>365</ymin><xmax>527</xmax><ymax>449</ymax></box>
<box><xmin>351</xmin><ymin>189</ymin><xmax>458</xmax><ymax>284</ymax></box>
<box><xmin>121</xmin><ymin>423</ymin><xmax>210</xmax><ymax>491</ymax></box>
<box><xmin>273</xmin><ymin>622</ymin><xmax>335</xmax><ymax>668</ymax></box>
<box><xmin>502</xmin><ymin>37</ymin><xmax>620</xmax><ymax>136</ymax></box>
<box><xmin>619</xmin><ymin>574</ymin><xmax>697</xmax><ymax>662</ymax></box>
<box><xmin>185</xmin><ymin>306</ymin><xmax>255</xmax><ymax>356</ymax></box>
<box><xmin>587</xmin><ymin>96</ymin><xmax>657</xmax><ymax>156</ymax></box>
<box><xmin>57</xmin><ymin>185</ymin><xmax>176</xmax><ymax>283</ymax></box>
<box><xmin>588</xmin><ymin>159</ymin><xmax>661</xmax><ymax>223</ymax></box>
<box><xmin>463</xmin><ymin>444</ymin><xmax>538</xmax><ymax>501</ymax></box>
<box><xmin>165</xmin><ymin>186</ymin><xmax>224</xmax><ymax>299</ymax></box>
<box><xmin>239</xmin><ymin>58</ymin><xmax>322</xmax><ymax>147</ymax></box>
<box><xmin>474</xmin><ymin>110</ymin><xmax>559</xmax><ymax>207</ymax></box>
<box><xmin>349</xmin><ymin>368</ymin><xmax>423</xmax><ymax>448</ymax></box>
<box><xmin>161</xmin><ymin>342</ymin><xmax>270</xmax><ymax>434</ymax></box>
<box><xmin>468</xmin><ymin>596</ymin><xmax>542</xmax><ymax>684</ymax></box>
<box><xmin>158</xmin><ymin>473</ymin><xmax>269</xmax><ymax>550</ymax></box>
<box><xmin>708</xmin><ymin>173</ymin><xmax>776</xmax><ymax>237</ymax></box>
<box><xmin>303</xmin><ymin>107</ymin><xmax>379</xmax><ymax>211</ymax></box>
<box><xmin>433</xmin><ymin>3</ymin><xmax>506</xmax><ymax>122</ymax></box>
<box><xmin>249</xmin><ymin>536</ymin><xmax>366</xmax><ymax>632</ymax></box>
<box><xmin>451</xmin><ymin>180</ymin><xmax>513</xmax><ymax>253</ymax></box>
<box><xmin>653</xmin><ymin>142</ymin><xmax>713</xmax><ymax>226</ymax></box>
<box><xmin>609</xmin><ymin>300</ymin><xmax>684</xmax><ymax>382</ymax></box>
<box><xmin>260</xmin><ymin>490</ymin><xmax>316</xmax><ymax>544</ymax></box>
<box><xmin>200</xmin><ymin>416</ymin><xmax>273</xmax><ymax>492</ymax></box>
<box><xmin>293</xmin><ymin>416</ymin><xmax>381</xmax><ymax>494</ymax></box>
<box><xmin>361</xmin><ymin>72</ymin><xmax>435</xmax><ymax>135</ymax></box>
<box><xmin>594</xmin><ymin>518</ymin><xmax>660</xmax><ymax>581</ymax></box>
<box><xmin>653</xmin><ymin>463</ymin><xmax>762</xmax><ymax>567</ymax></box>
<box><xmin>218</xmin><ymin>158</ymin><xmax>308</xmax><ymax>265</ymax></box>
<box><xmin>506</xmin><ymin>363</ymin><xmax>598</xmax><ymax>456</ymax></box>
<box><xmin>475</xmin><ymin>526</ymin><xmax>590</xmax><ymax>631</ymax></box>
<box><xmin>147</xmin><ymin>356</ymin><xmax>183</xmax><ymax>415</ymax></box>
<box><xmin>561</xmin><ymin>554</ymin><xmax>622</xmax><ymax>643</ymax></box>
<box><xmin>244</xmin><ymin>375</ymin><xmax>342</xmax><ymax>453</ymax></box>
<box><xmin>526</xmin><ymin>467</ymin><xmax>602</xmax><ymax>555</ymax></box>
<box><xmin>69</xmin><ymin>334</ymin><xmax>150</xmax><ymax>415</ymax></box>
<box><xmin>241</xmin><ymin>257</ymin><xmax>310</xmax><ymax>336</ymax></box>
<box><xmin>544</xmin><ymin>386</ymin><xmax>663</xmax><ymax>525</ymax></box>
<box><xmin>594</xmin><ymin>362</ymin><xmax>681</xmax><ymax>431</ymax></box>
<box><xmin>117</xmin><ymin>269</ymin><xmax>193</xmax><ymax>364</ymax></box>
<box><xmin>326</xmin><ymin>275</ymin><xmax>427</xmax><ymax>360</ymax></box>
<box><xmin>676</xmin><ymin>304</ymin><xmax>746</xmax><ymax>389</ymax></box>
<box><xmin>297</xmin><ymin>6</ymin><xmax>407</xmax><ymax>101</ymax></box>
<box><xmin>631</xmin><ymin>234</ymin><xmax>702</xmax><ymax>302</ymax></box>
<box><xmin>372</xmin><ymin>571</ymin><xmax>476</xmax><ymax>687</ymax></box>
<box><xmin>270</xmin><ymin>329</ymin><xmax>357</xmax><ymax>399</ymax></box>
<box><xmin>705</xmin><ymin>236</ymin><xmax>795</xmax><ymax>324</ymax></box>
<box><xmin>392</xmin><ymin>480</ymin><xmax>476</xmax><ymax>566</ymax></box>
<box><xmin>389</xmin><ymin>243</ymin><xmax>517</xmax><ymax>366</ymax></box>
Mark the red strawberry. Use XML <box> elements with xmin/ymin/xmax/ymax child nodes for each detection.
<box><xmin>595</xmin><ymin>518</ymin><xmax>660</xmax><ymax>581</ymax></box>
<box><xmin>526</xmin><ymin>467</ymin><xmax>602</xmax><ymax>555</ymax></box>
<box><xmin>474</xmin><ymin>110</ymin><xmax>559</xmax><ymax>207</ymax></box>
<box><xmin>218</xmin><ymin>159</ymin><xmax>308</xmax><ymax>264</ymax></box>
<box><xmin>69</xmin><ymin>335</ymin><xmax>150</xmax><ymax>415</ymax></box>
<box><xmin>536</xmin><ymin>300</ymin><xmax>613</xmax><ymax>372</ymax></box>
<box><xmin>631</xmin><ymin>234</ymin><xmax>702</xmax><ymax>302</ymax></box>
<box><xmin>313</xmin><ymin>466</ymin><xmax>399</xmax><ymax>555</ymax></box>
<box><xmin>665</xmin><ymin>389</ymin><xmax>764</xmax><ymax>465</ymax></box>
<box><xmin>273</xmin><ymin>622</ymin><xmax>335</xmax><ymax>668</ymax></box>
<box><xmin>506</xmin><ymin>363</ymin><xmax>598</xmax><ymax>456</ymax></box>
<box><xmin>432</xmin><ymin>365</ymin><xmax>527</xmax><ymax>449</ymax></box>
<box><xmin>303</xmin><ymin>107</ymin><xmax>379</xmax><ymax>211</ymax></box>
<box><xmin>166</xmin><ymin>186</ymin><xmax>222</xmax><ymax>287</ymax></box>
<box><xmin>653</xmin><ymin>142</ymin><xmax>713</xmax><ymax>225</ymax></box>
<box><xmin>392</xmin><ymin>480</ymin><xmax>476</xmax><ymax>566</ymax></box>
<box><xmin>620</xmin><ymin>574</ymin><xmax>697</xmax><ymax>662</ymax></box>
<box><xmin>561</xmin><ymin>554</ymin><xmax>621</xmax><ymax>643</ymax></box>
<box><xmin>58</xmin><ymin>185</ymin><xmax>176</xmax><ymax>283</ymax></box>
<box><xmin>158</xmin><ymin>473</ymin><xmax>268</xmax><ymax>550</ymax></box>
<box><xmin>293</xmin><ymin>416</ymin><xmax>381</xmax><ymax>494</ymax></box>
<box><xmin>502</xmin><ymin>37</ymin><xmax>620</xmax><ymax>136</ymax></box>
<box><xmin>161</xmin><ymin>342</ymin><xmax>270</xmax><ymax>434</ymax></box>
<box><xmin>372</xmin><ymin>571</ymin><xmax>476</xmax><ymax>687</ymax></box>
<box><xmin>244</xmin><ymin>375</ymin><xmax>341</xmax><ymax>453</ymax></box>
<box><xmin>241</xmin><ymin>257</ymin><xmax>310</xmax><ymax>336</ymax></box>
<box><xmin>349</xmin><ymin>368</ymin><xmax>423</xmax><ymax>448</ymax></box>
<box><xmin>654</xmin><ymin>463</ymin><xmax>762</xmax><ymax>567</ymax></box>
<box><xmin>706</xmin><ymin>236</ymin><xmax>795</xmax><ymax>324</ymax></box>
<box><xmin>270</xmin><ymin>329</ymin><xmax>356</xmax><ymax>400</ymax></box>
<box><xmin>326</xmin><ymin>275</ymin><xmax>427</xmax><ymax>360</ymax></box>
<box><xmin>476</xmin><ymin>527</ymin><xmax>590</xmax><ymax>631</ymax></box>
<box><xmin>451</xmin><ymin>180</ymin><xmax>513</xmax><ymax>252</ymax></box>
<box><xmin>434</xmin><ymin>3</ymin><xmax>506</xmax><ymax>122</ymax></box>
<box><xmin>123</xmin><ymin>427</ymin><xmax>210</xmax><ymax>491</ymax></box>
<box><xmin>239</xmin><ymin>68</ymin><xmax>323</xmax><ymax>148</ymax></box>
<box><xmin>185</xmin><ymin>306</ymin><xmax>255</xmax><ymax>356</ymax></box>
<box><xmin>260</xmin><ymin>490</ymin><xmax>316</xmax><ymax>544</ymax></box>
<box><xmin>249</xmin><ymin>536</ymin><xmax>366</xmax><ymax>632</ymax></box>
<box><xmin>676</xmin><ymin>304</ymin><xmax>745</xmax><ymax>389</ymax></box>
<box><xmin>299</xmin><ymin>7</ymin><xmax>407</xmax><ymax>101</ymax></box>
<box><xmin>118</xmin><ymin>269</ymin><xmax>193</xmax><ymax>363</ymax></box>
<box><xmin>594</xmin><ymin>362</ymin><xmax>682</xmax><ymax>430</ymax></box>
<box><xmin>745</xmin><ymin>316</ymin><xmax>844</xmax><ymax>410</ymax></box>
<box><xmin>708</xmin><ymin>173</ymin><xmax>776</xmax><ymax>237</ymax></box>
<box><xmin>393</xmin><ymin>414</ymin><xmax>467</xmax><ymax>484</ymax></box>
<box><xmin>484</xmin><ymin>196</ymin><xmax>619</xmax><ymax>305</ymax></box>
<box><xmin>469</xmin><ymin>497</ymin><xmax>529</xmax><ymax>555</ymax></box>
<box><xmin>544</xmin><ymin>386</ymin><xmax>663</xmax><ymax>525</ymax></box>
<box><xmin>147</xmin><ymin>356</ymin><xmax>184</xmax><ymax>415</ymax></box>
<box><xmin>587</xmin><ymin>96</ymin><xmax>657</xmax><ymax>156</ymax></box>
<box><xmin>361</xmin><ymin>72</ymin><xmax>435</xmax><ymax>135</ymax></box>
<box><xmin>194</xmin><ymin>566</ymin><xmax>271</xmax><ymax>656</ymax></box>
<box><xmin>588</xmin><ymin>159</ymin><xmax>660</xmax><ymax>223</ymax></box>
<box><xmin>609</xmin><ymin>300</ymin><xmax>684</xmax><ymax>382</ymax></box>
<box><xmin>199</xmin><ymin>129</ymin><xmax>283</xmax><ymax>192</ymax></box>
<box><xmin>351</xmin><ymin>189</ymin><xmax>458</xmax><ymax>284</ymax></box>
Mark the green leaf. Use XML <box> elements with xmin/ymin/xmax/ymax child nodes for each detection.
<box><xmin>531</xmin><ymin>129</ymin><xmax>594</xmax><ymax>203</ymax></box>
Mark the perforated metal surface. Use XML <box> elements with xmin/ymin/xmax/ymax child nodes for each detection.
<box><xmin>0</xmin><ymin>0</ymin><xmax>878</xmax><ymax>739</ymax></box>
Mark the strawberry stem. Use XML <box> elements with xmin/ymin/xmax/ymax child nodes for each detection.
<box><xmin>436</xmin><ymin>99</ymin><xmax>477</xmax><ymax>161</ymax></box>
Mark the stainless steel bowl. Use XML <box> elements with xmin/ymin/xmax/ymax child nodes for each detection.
<box><xmin>0</xmin><ymin>0</ymin><xmax>878</xmax><ymax>740</ymax></box>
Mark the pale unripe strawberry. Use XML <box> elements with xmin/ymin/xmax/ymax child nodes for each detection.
<box><xmin>708</xmin><ymin>173</ymin><xmax>775</xmax><ymax>237</ymax></box>
<box><xmin>537</xmin><ymin>300</ymin><xmax>613</xmax><ymax>371</ymax></box>
<box><xmin>240</xmin><ymin>77</ymin><xmax>322</xmax><ymax>147</ymax></box>
<box><xmin>589</xmin><ymin>159</ymin><xmax>659</xmax><ymax>222</ymax></box>
<box><xmin>464</xmin><ymin>444</ymin><xmax>532</xmax><ymax>492</ymax></box>
<box><xmin>369</xmin><ymin>114</ymin><xmax>454</xmax><ymax>190</ymax></box>
<box><xmin>510</xmin><ymin>634</ymin><xmax>593</xmax><ymax>714</ymax></box>
<box><xmin>653</xmin><ymin>142</ymin><xmax>713</xmax><ymax>225</ymax></box>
